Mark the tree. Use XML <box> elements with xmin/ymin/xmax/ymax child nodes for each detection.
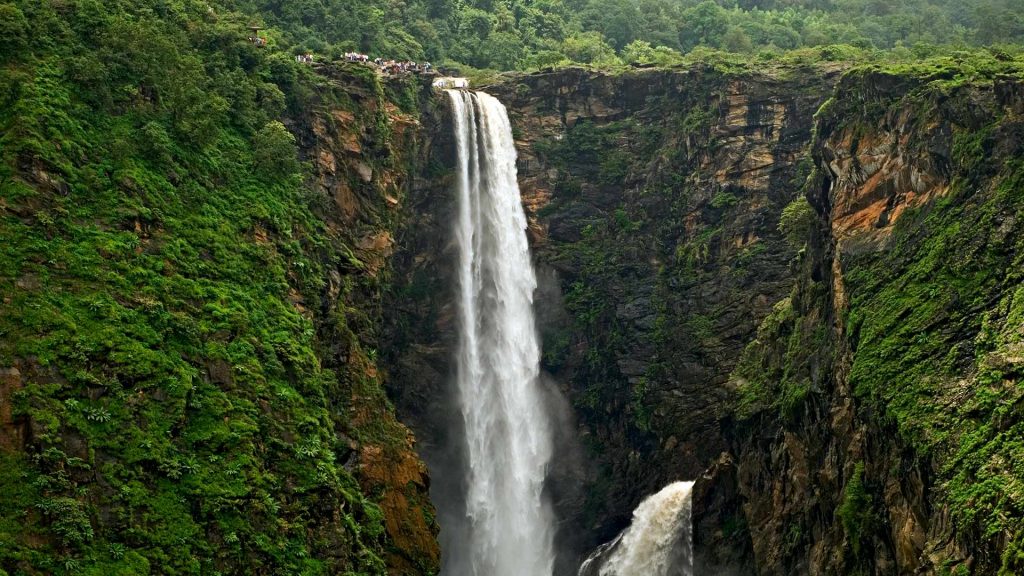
<box><xmin>649</xmin><ymin>44</ymin><xmax>685</xmax><ymax>65</ymax></box>
<box><xmin>519</xmin><ymin>8</ymin><xmax>568</xmax><ymax>43</ymax></box>
<box><xmin>481</xmin><ymin>31</ymin><xmax>525</xmax><ymax>69</ymax></box>
<box><xmin>522</xmin><ymin>49</ymin><xmax>571</xmax><ymax>69</ymax></box>
<box><xmin>461</xmin><ymin>8</ymin><xmax>495</xmax><ymax>40</ymax></box>
<box><xmin>562</xmin><ymin>31</ymin><xmax>622</xmax><ymax>66</ymax></box>
<box><xmin>581</xmin><ymin>0</ymin><xmax>642</xmax><ymax>50</ymax></box>
<box><xmin>679</xmin><ymin>1</ymin><xmax>730</xmax><ymax>50</ymax></box>
<box><xmin>722</xmin><ymin>26</ymin><xmax>754</xmax><ymax>53</ymax></box>
<box><xmin>253</xmin><ymin>121</ymin><xmax>301</xmax><ymax>178</ymax></box>
<box><xmin>0</xmin><ymin>3</ymin><xmax>28</xmax><ymax>60</ymax></box>
<box><xmin>622</xmin><ymin>39</ymin><xmax>655</xmax><ymax>63</ymax></box>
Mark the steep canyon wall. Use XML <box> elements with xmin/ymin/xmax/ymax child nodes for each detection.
<box><xmin>386</xmin><ymin>62</ymin><xmax>842</xmax><ymax>572</ymax></box>
<box><xmin>5</xmin><ymin>51</ymin><xmax>1017</xmax><ymax>576</ymax></box>
<box><xmin>385</xmin><ymin>59</ymin><xmax>1024</xmax><ymax>576</ymax></box>
<box><xmin>730</xmin><ymin>65</ymin><xmax>1024</xmax><ymax>576</ymax></box>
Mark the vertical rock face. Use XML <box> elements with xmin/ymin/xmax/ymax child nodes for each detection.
<box><xmin>484</xmin><ymin>65</ymin><xmax>839</xmax><ymax>569</ymax></box>
<box><xmin>385</xmin><ymin>59</ymin><xmax>1024</xmax><ymax>576</ymax></box>
<box><xmin>385</xmin><ymin>64</ymin><xmax>840</xmax><ymax>572</ymax></box>
<box><xmin>731</xmin><ymin>65</ymin><xmax>1024</xmax><ymax>575</ymax></box>
<box><xmin>291</xmin><ymin>66</ymin><xmax>441</xmax><ymax>575</ymax></box>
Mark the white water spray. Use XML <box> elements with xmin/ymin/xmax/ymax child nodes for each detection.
<box><xmin>447</xmin><ymin>89</ymin><xmax>556</xmax><ymax>576</ymax></box>
<box><xmin>579</xmin><ymin>481</ymin><xmax>695</xmax><ymax>576</ymax></box>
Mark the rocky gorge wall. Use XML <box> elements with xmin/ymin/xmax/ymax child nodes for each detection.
<box><xmin>287</xmin><ymin>65</ymin><xmax>440</xmax><ymax>575</ymax></box>
<box><xmin>487</xmin><ymin>64</ymin><xmax>844</xmax><ymax>572</ymax></box>
<box><xmin>730</xmin><ymin>63</ymin><xmax>1024</xmax><ymax>575</ymax></box>
<box><xmin>5</xmin><ymin>15</ymin><xmax>1022</xmax><ymax>575</ymax></box>
<box><xmin>385</xmin><ymin>61</ymin><xmax>842</xmax><ymax>573</ymax></box>
<box><xmin>384</xmin><ymin>56</ymin><xmax>1024</xmax><ymax>576</ymax></box>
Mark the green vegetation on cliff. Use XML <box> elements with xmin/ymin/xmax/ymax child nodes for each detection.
<box><xmin>0</xmin><ymin>1</ymin><xmax>435</xmax><ymax>574</ymax></box>
<box><xmin>732</xmin><ymin>54</ymin><xmax>1024</xmax><ymax>573</ymax></box>
<box><xmin>4</xmin><ymin>0</ymin><xmax>1024</xmax><ymax>574</ymax></box>
<box><xmin>844</xmin><ymin>137</ymin><xmax>1024</xmax><ymax>573</ymax></box>
<box><xmin>490</xmin><ymin>64</ymin><xmax>834</xmax><ymax>556</ymax></box>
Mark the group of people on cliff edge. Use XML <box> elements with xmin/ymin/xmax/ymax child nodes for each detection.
<box><xmin>372</xmin><ymin>58</ymin><xmax>433</xmax><ymax>75</ymax></box>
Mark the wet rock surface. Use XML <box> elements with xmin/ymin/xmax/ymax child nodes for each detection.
<box><xmin>386</xmin><ymin>64</ymin><xmax>839</xmax><ymax>573</ymax></box>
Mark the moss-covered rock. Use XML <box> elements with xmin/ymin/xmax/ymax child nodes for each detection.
<box><xmin>0</xmin><ymin>2</ymin><xmax>438</xmax><ymax>573</ymax></box>
<box><xmin>731</xmin><ymin>55</ymin><xmax>1024</xmax><ymax>575</ymax></box>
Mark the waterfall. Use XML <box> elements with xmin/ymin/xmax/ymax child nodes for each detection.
<box><xmin>446</xmin><ymin>89</ymin><xmax>556</xmax><ymax>576</ymax></box>
<box><xmin>578</xmin><ymin>481</ymin><xmax>695</xmax><ymax>576</ymax></box>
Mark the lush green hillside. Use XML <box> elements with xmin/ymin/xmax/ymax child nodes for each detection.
<box><xmin>0</xmin><ymin>1</ymin><xmax>437</xmax><ymax>574</ymax></box>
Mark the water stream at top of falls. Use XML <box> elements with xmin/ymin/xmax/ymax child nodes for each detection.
<box><xmin>446</xmin><ymin>89</ymin><xmax>557</xmax><ymax>576</ymax></box>
<box><xmin>578</xmin><ymin>481</ymin><xmax>695</xmax><ymax>576</ymax></box>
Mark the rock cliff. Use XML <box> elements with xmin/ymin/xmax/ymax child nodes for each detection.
<box><xmin>5</xmin><ymin>11</ymin><xmax>1023</xmax><ymax>575</ymax></box>
<box><xmin>489</xmin><ymin>64</ymin><xmax>841</xmax><ymax>571</ymax></box>
<box><xmin>386</xmin><ymin>62</ymin><xmax>842</xmax><ymax>572</ymax></box>
<box><xmin>731</xmin><ymin>62</ymin><xmax>1024</xmax><ymax>575</ymax></box>
<box><xmin>290</xmin><ymin>65</ymin><xmax>441</xmax><ymax>575</ymax></box>
<box><xmin>385</xmin><ymin>57</ymin><xmax>1024</xmax><ymax>576</ymax></box>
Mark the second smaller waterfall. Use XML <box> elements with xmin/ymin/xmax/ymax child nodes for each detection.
<box><xmin>578</xmin><ymin>481</ymin><xmax>695</xmax><ymax>576</ymax></box>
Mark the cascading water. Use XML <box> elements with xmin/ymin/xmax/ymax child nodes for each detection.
<box><xmin>446</xmin><ymin>89</ymin><xmax>556</xmax><ymax>576</ymax></box>
<box><xmin>578</xmin><ymin>481</ymin><xmax>695</xmax><ymax>576</ymax></box>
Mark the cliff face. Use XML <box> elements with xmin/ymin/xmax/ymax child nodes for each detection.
<box><xmin>488</xmin><ymin>65</ymin><xmax>840</xmax><ymax>569</ymax></box>
<box><xmin>732</xmin><ymin>63</ymin><xmax>1024</xmax><ymax>575</ymax></box>
<box><xmin>290</xmin><ymin>66</ymin><xmax>441</xmax><ymax>575</ymax></box>
<box><xmin>6</xmin><ymin>12</ymin><xmax>1022</xmax><ymax>575</ymax></box>
<box><xmin>384</xmin><ymin>59</ymin><xmax>1024</xmax><ymax>576</ymax></box>
<box><xmin>0</xmin><ymin>62</ymin><xmax>438</xmax><ymax>575</ymax></box>
<box><xmin>384</xmin><ymin>63</ymin><xmax>841</xmax><ymax>572</ymax></box>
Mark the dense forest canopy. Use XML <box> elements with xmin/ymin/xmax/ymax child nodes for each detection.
<box><xmin>230</xmin><ymin>0</ymin><xmax>1024</xmax><ymax>70</ymax></box>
